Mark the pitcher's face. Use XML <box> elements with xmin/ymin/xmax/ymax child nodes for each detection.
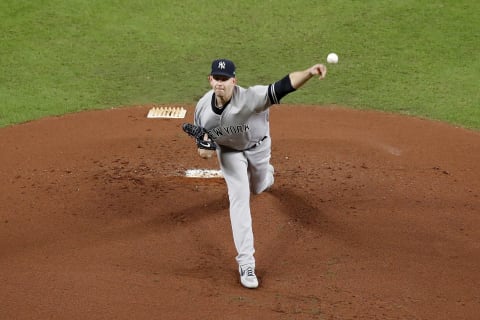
<box><xmin>209</xmin><ymin>75</ymin><xmax>236</xmax><ymax>101</ymax></box>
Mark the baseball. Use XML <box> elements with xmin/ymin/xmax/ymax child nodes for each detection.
<box><xmin>327</xmin><ymin>53</ymin><xmax>338</xmax><ymax>64</ymax></box>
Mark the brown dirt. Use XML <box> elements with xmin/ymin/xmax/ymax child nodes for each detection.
<box><xmin>1</xmin><ymin>105</ymin><xmax>479</xmax><ymax>319</ymax></box>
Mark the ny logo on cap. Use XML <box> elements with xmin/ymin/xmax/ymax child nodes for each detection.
<box><xmin>218</xmin><ymin>61</ymin><xmax>226</xmax><ymax>69</ymax></box>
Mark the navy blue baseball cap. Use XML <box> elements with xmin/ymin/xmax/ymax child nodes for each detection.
<box><xmin>210</xmin><ymin>59</ymin><xmax>236</xmax><ymax>78</ymax></box>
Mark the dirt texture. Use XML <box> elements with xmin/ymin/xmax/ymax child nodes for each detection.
<box><xmin>1</xmin><ymin>105</ymin><xmax>479</xmax><ymax>319</ymax></box>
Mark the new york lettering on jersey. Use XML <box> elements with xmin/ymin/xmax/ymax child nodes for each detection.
<box><xmin>207</xmin><ymin>124</ymin><xmax>250</xmax><ymax>139</ymax></box>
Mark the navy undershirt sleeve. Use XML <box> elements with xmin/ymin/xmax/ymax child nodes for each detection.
<box><xmin>268</xmin><ymin>74</ymin><xmax>296</xmax><ymax>104</ymax></box>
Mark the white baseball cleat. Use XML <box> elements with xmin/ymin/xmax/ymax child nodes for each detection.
<box><xmin>239</xmin><ymin>264</ymin><xmax>259</xmax><ymax>289</ymax></box>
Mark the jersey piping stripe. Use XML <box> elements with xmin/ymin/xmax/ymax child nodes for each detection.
<box><xmin>268</xmin><ymin>84</ymin><xmax>279</xmax><ymax>105</ymax></box>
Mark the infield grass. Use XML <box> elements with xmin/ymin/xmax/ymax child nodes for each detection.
<box><xmin>1</xmin><ymin>0</ymin><xmax>479</xmax><ymax>128</ymax></box>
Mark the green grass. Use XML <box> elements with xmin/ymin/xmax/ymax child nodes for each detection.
<box><xmin>1</xmin><ymin>0</ymin><xmax>479</xmax><ymax>129</ymax></box>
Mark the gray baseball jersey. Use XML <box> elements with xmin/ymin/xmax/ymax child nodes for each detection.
<box><xmin>194</xmin><ymin>85</ymin><xmax>272</xmax><ymax>150</ymax></box>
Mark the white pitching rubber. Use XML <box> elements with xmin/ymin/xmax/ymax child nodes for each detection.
<box><xmin>185</xmin><ymin>169</ymin><xmax>223</xmax><ymax>178</ymax></box>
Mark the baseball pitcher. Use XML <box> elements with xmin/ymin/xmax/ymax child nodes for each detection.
<box><xmin>183</xmin><ymin>59</ymin><xmax>327</xmax><ymax>288</ymax></box>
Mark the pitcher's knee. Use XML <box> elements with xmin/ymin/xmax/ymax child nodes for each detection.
<box><xmin>253</xmin><ymin>174</ymin><xmax>274</xmax><ymax>194</ymax></box>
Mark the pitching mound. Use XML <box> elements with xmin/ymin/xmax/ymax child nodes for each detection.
<box><xmin>1</xmin><ymin>105</ymin><xmax>479</xmax><ymax>319</ymax></box>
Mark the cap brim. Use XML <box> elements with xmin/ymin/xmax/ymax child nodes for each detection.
<box><xmin>210</xmin><ymin>71</ymin><xmax>235</xmax><ymax>78</ymax></box>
